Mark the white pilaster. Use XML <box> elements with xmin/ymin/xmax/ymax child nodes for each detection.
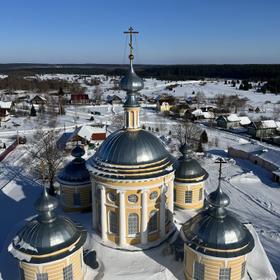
<box><xmin>160</xmin><ymin>185</ymin><xmax>166</xmax><ymax>238</ymax></box>
<box><xmin>91</xmin><ymin>180</ymin><xmax>97</xmax><ymax>230</ymax></box>
<box><xmin>118</xmin><ymin>190</ymin><xmax>126</xmax><ymax>246</ymax></box>
<box><xmin>100</xmin><ymin>186</ymin><xmax>107</xmax><ymax>241</ymax></box>
<box><xmin>141</xmin><ymin>190</ymin><xmax>148</xmax><ymax>244</ymax></box>
<box><xmin>168</xmin><ymin>179</ymin><xmax>174</xmax><ymax>221</ymax></box>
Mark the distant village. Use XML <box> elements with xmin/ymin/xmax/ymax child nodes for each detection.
<box><xmin>0</xmin><ymin>75</ymin><xmax>280</xmax><ymax>186</ymax></box>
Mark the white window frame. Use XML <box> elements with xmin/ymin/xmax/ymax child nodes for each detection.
<box><xmin>128</xmin><ymin>213</ymin><xmax>139</xmax><ymax>237</ymax></box>
<box><xmin>219</xmin><ymin>267</ymin><xmax>231</xmax><ymax>280</ymax></box>
<box><xmin>128</xmin><ymin>194</ymin><xmax>138</xmax><ymax>204</ymax></box>
<box><xmin>108</xmin><ymin>211</ymin><xmax>118</xmax><ymax>234</ymax></box>
<box><xmin>185</xmin><ymin>190</ymin><xmax>192</xmax><ymax>204</ymax></box>
<box><xmin>148</xmin><ymin>210</ymin><xmax>158</xmax><ymax>234</ymax></box>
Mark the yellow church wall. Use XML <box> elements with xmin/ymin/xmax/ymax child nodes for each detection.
<box><xmin>184</xmin><ymin>246</ymin><xmax>247</xmax><ymax>280</ymax></box>
<box><xmin>95</xmin><ymin>172</ymin><xmax>173</xmax><ymax>246</ymax></box>
<box><xmin>174</xmin><ymin>182</ymin><xmax>204</xmax><ymax>210</ymax></box>
<box><xmin>20</xmin><ymin>248</ymin><xmax>84</xmax><ymax>280</ymax></box>
<box><xmin>60</xmin><ymin>184</ymin><xmax>91</xmax><ymax>211</ymax></box>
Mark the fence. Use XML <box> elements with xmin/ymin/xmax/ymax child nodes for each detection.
<box><xmin>0</xmin><ymin>140</ymin><xmax>18</xmax><ymax>162</ymax></box>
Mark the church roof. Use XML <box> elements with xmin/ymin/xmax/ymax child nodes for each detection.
<box><xmin>181</xmin><ymin>160</ymin><xmax>254</xmax><ymax>258</ymax></box>
<box><xmin>57</xmin><ymin>145</ymin><xmax>90</xmax><ymax>186</ymax></box>
<box><xmin>10</xmin><ymin>188</ymin><xmax>86</xmax><ymax>263</ymax></box>
<box><xmin>175</xmin><ymin>143</ymin><xmax>208</xmax><ymax>182</ymax></box>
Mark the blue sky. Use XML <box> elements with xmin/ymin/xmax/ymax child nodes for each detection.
<box><xmin>0</xmin><ymin>0</ymin><xmax>279</xmax><ymax>64</ymax></box>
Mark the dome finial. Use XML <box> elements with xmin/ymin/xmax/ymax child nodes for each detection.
<box><xmin>207</xmin><ymin>157</ymin><xmax>230</xmax><ymax>217</ymax></box>
<box><xmin>35</xmin><ymin>185</ymin><xmax>58</xmax><ymax>223</ymax></box>
<box><xmin>120</xmin><ymin>27</ymin><xmax>144</xmax><ymax>96</ymax></box>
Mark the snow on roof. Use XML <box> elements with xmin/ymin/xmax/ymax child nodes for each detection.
<box><xmin>191</xmin><ymin>109</ymin><xmax>203</xmax><ymax>116</ymax></box>
<box><xmin>230</xmin><ymin>143</ymin><xmax>280</xmax><ymax>168</ymax></box>
<box><xmin>191</xmin><ymin>109</ymin><xmax>214</xmax><ymax>119</ymax></box>
<box><xmin>258</xmin><ymin>149</ymin><xmax>280</xmax><ymax>167</ymax></box>
<box><xmin>0</xmin><ymin>101</ymin><xmax>12</xmax><ymax>109</ymax></box>
<box><xmin>57</xmin><ymin>125</ymin><xmax>106</xmax><ymax>150</ymax></box>
<box><xmin>254</xmin><ymin>120</ymin><xmax>277</xmax><ymax>129</ymax></box>
<box><xmin>246</xmin><ymin>224</ymin><xmax>277</xmax><ymax>280</ymax></box>
<box><xmin>229</xmin><ymin>143</ymin><xmax>264</xmax><ymax>154</ymax></box>
<box><xmin>227</xmin><ymin>114</ymin><xmax>240</xmax><ymax>122</ymax></box>
<box><xmin>239</xmin><ymin>116</ymin><xmax>251</xmax><ymax>125</ymax></box>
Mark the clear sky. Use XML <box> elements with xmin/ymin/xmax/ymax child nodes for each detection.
<box><xmin>0</xmin><ymin>0</ymin><xmax>279</xmax><ymax>64</ymax></box>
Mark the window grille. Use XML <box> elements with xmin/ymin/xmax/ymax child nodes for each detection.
<box><xmin>63</xmin><ymin>264</ymin><xmax>73</xmax><ymax>280</ymax></box>
<box><xmin>148</xmin><ymin>210</ymin><xmax>158</xmax><ymax>233</ymax></box>
<box><xmin>128</xmin><ymin>213</ymin><xmax>139</xmax><ymax>235</ymax></box>
<box><xmin>194</xmin><ymin>262</ymin><xmax>204</xmax><ymax>280</ymax></box>
<box><xmin>219</xmin><ymin>268</ymin><xmax>231</xmax><ymax>280</ymax></box>
<box><xmin>109</xmin><ymin>211</ymin><xmax>118</xmax><ymax>234</ymax></box>
<box><xmin>36</xmin><ymin>274</ymin><xmax>48</xmax><ymax>280</ymax></box>
<box><xmin>185</xmin><ymin>191</ymin><xmax>192</xmax><ymax>203</ymax></box>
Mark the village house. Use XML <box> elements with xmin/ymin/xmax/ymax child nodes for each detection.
<box><xmin>247</xmin><ymin>120</ymin><xmax>279</xmax><ymax>139</ymax></box>
<box><xmin>106</xmin><ymin>94</ymin><xmax>123</xmax><ymax>105</ymax></box>
<box><xmin>57</xmin><ymin>125</ymin><xmax>107</xmax><ymax>151</ymax></box>
<box><xmin>156</xmin><ymin>94</ymin><xmax>176</xmax><ymax>112</ymax></box>
<box><xmin>31</xmin><ymin>95</ymin><xmax>47</xmax><ymax>105</ymax></box>
<box><xmin>190</xmin><ymin>108</ymin><xmax>215</xmax><ymax>121</ymax></box>
<box><xmin>216</xmin><ymin>114</ymin><xmax>241</xmax><ymax>129</ymax></box>
<box><xmin>0</xmin><ymin>101</ymin><xmax>12</xmax><ymax>122</ymax></box>
<box><xmin>228</xmin><ymin>143</ymin><xmax>280</xmax><ymax>184</ymax></box>
<box><xmin>70</xmin><ymin>92</ymin><xmax>90</xmax><ymax>104</ymax></box>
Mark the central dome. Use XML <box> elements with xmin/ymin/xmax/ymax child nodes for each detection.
<box><xmin>92</xmin><ymin>129</ymin><xmax>170</xmax><ymax>165</ymax></box>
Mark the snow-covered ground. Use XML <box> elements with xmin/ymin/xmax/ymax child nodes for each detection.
<box><xmin>0</xmin><ymin>74</ymin><xmax>280</xmax><ymax>279</ymax></box>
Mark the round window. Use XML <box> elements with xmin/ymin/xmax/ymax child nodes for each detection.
<box><xmin>128</xmin><ymin>194</ymin><xmax>138</xmax><ymax>203</ymax></box>
<box><xmin>108</xmin><ymin>192</ymin><xmax>116</xmax><ymax>202</ymax></box>
<box><xmin>149</xmin><ymin>191</ymin><xmax>158</xmax><ymax>200</ymax></box>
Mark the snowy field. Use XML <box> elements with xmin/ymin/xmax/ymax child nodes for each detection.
<box><xmin>0</xmin><ymin>74</ymin><xmax>280</xmax><ymax>279</ymax></box>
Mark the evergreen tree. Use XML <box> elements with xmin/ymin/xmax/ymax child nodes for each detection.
<box><xmin>200</xmin><ymin>130</ymin><xmax>208</xmax><ymax>143</ymax></box>
<box><xmin>196</xmin><ymin>140</ymin><xmax>204</xmax><ymax>152</ymax></box>
<box><xmin>30</xmin><ymin>105</ymin><xmax>37</xmax><ymax>117</ymax></box>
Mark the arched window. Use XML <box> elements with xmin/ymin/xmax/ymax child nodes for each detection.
<box><xmin>128</xmin><ymin>213</ymin><xmax>139</xmax><ymax>235</ymax></box>
<box><xmin>109</xmin><ymin>211</ymin><xmax>118</xmax><ymax>234</ymax></box>
<box><xmin>148</xmin><ymin>210</ymin><xmax>158</xmax><ymax>233</ymax></box>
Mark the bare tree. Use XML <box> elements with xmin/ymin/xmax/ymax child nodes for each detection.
<box><xmin>112</xmin><ymin>113</ymin><xmax>124</xmax><ymax>130</ymax></box>
<box><xmin>196</xmin><ymin>91</ymin><xmax>206</xmax><ymax>107</ymax></box>
<box><xmin>93</xmin><ymin>84</ymin><xmax>103</xmax><ymax>103</ymax></box>
<box><xmin>173</xmin><ymin>122</ymin><xmax>203</xmax><ymax>149</ymax></box>
<box><xmin>31</xmin><ymin>129</ymin><xmax>64</xmax><ymax>195</ymax></box>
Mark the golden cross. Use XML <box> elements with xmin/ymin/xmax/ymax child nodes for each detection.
<box><xmin>124</xmin><ymin>26</ymin><xmax>139</xmax><ymax>60</ymax></box>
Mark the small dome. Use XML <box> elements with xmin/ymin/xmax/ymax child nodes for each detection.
<box><xmin>57</xmin><ymin>146</ymin><xmax>90</xmax><ymax>185</ymax></box>
<box><xmin>119</xmin><ymin>64</ymin><xmax>144</xmax><ymax>93</ymax></box>
<box><xmin>90</xmin><ymin>129</ymin><xmax>170</xmax><ymax>166</ymax></box>
<box><xmin>181</xmin><ymin>182</ymin><xmax>254</xmax><ymax>257</ymax></box>
<box><xmin>182</xmin><ymin>210</ymin><xmax>254</xmax><ymax>257</ymax></box>
<box><xmin>12</xmin><ymin>189</ymin><xmax>86</xmax><ymax>257</ymax></box>
<box><xmin>14</xmin><ymin>216</ymin><xmax>81</xmax><ymax>255</ymax></box>
<box><xmin>71</xmin><ymin>145</ymin><xmax>85</xmax><ymax>158</ymax></box>
<box><xmin>175</xmin><ymin>144</ymin><xmax>208</xmax><ymax>181</ymax></box>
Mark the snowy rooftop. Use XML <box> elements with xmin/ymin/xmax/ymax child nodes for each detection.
<box><xmin>0</xmin><ymin>101</ymin><xmax>12</xmax><ymax>109</ymax></box>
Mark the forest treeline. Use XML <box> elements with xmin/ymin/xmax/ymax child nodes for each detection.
<box><xmin>0</xmin><ymin>64</ymin><xmax>280</xmax><ymax>93</ymax></box>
